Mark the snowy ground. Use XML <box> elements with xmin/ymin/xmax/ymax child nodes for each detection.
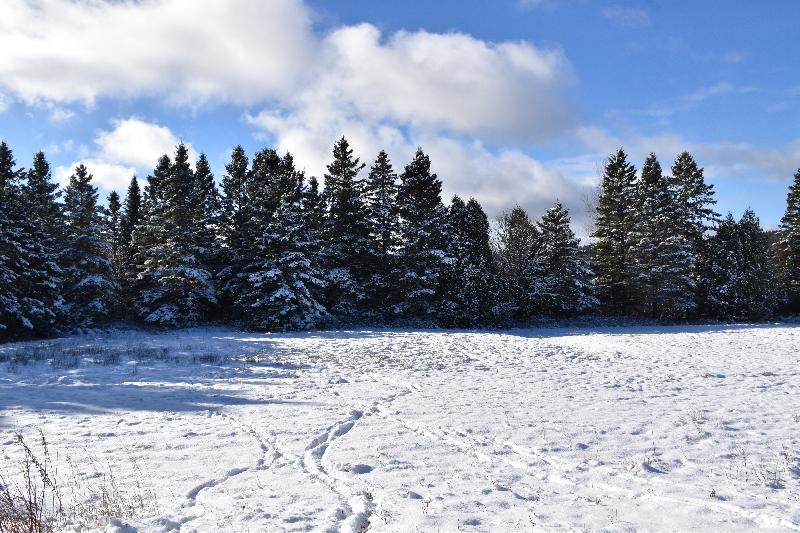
<box><xmin>1</xmin><ymin>324</ymin><xmax>800</xmax><ymax>532</ymax></box>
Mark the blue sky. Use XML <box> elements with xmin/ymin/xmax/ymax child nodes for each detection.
<box><xmin>0</xmin><ymin>0</ymin><xmax>798</xmax><ymax>233</ymax></box>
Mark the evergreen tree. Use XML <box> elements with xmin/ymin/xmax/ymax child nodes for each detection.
<box><xmin>525</xmin><ymin>201</ymin><xmax>595</xmax><ymax>316</ymax></box>
<box><xmin>106</xmin><ymin>190</ymin><xmax>123</xmax><ymax>283</ymax></box>
<box><xmin>321</xmin><ymin>137</ymin><xmax>370</xmax><ymax>319</ymax></box>
<box><xmin>0</xmin><ymin>143</ymin><xmax>60</xmax><ymax>338</ymax></box>
<box><xmin>396</xmin><ymin>148</ymin><xmax>449</xmax><ymax>320</ymax></box>
<box><xmin>118</xmin><ymin>176</ymin><xmax>142</xmax><ymax>301</ymax></box>
<box><xmin>592</xmin><ymin>149</ymin><xmax>638</xmax><ymax>314</ymax></box>
<box><xmin>492</xmin><ymin>206</ymin><xmax>539</xmax><ymax>319</ymax></box>
<box><xmin>631</xmin><ymin>154</ymin><xmax>695</xmax><ymax>319</ymax></box>
<box><xmin>192</xmin><ymin>153</ymin><xmax>222</xmax><ymax>279</ymax></box>
<box><xmin>61</xmin><ymin>164</ymin><xmax>118</xmax><ymax>325</ymax></box>
<box><xmin>237</xmin><ymin>171</ymin><xmax>329</xmax><ymax>331</ymax></box>
<box><xmin>705</xmin><ymin>210</ymin><xmax>782</xmax><ymax>319</ymax></box>
<box><xmin>441</xmin><ymin>197</ymin><xmax>501</xmax><ymax>326</ymax></box>
<box><xmin>218</xmin><ymin>145</ymin><xmax>250</xmax><ymax>318</ymax></box>
<box><xmin>135</xmin><ymin>145</ymin><xmax>216</xmax><ymax>326</ymax></box>
<box><xmin>363</xmin><ymin>150</ymin><xmax>400</xmax><ymax>318</ymax></box>
<box><xmin>777</xmin><ymin>168</ymin><xmax>800</xmax><ymax>311</ymax></box>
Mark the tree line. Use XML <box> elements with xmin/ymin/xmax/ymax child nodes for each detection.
<box><xmin>1</xmin><ymin>137</ymin><xmax>798</xmax><ymax>341</ymax></box>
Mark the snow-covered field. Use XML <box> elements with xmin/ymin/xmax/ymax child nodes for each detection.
<box><xmin>1</xmin><ymin>324</ymin><xmax>800</xmax><ymax>532</ymax></box>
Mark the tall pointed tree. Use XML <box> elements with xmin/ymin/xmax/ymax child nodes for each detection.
<box><xmin>631</xmin><ymin>153</ymin><xmax>695</xmax><ymax>318</ymax></box>
<box><xmin>192</xmin><ymin>153</ymin><xmax>222</xmax><ymax>279</ymax></box>
<box><xmin>321</xmin><ymin>137</ymin><xmax>370</xmax><ymax>319</ymax></box>
<box><xmin>218</xmin><ymin>145</ymin><xmax>250</xmax><ymax>317</ymax></box>
<box><xmin>364</xmin><ymin>150</ymin><xmax>400</xmax><ymax>317</ymax></box>
<box><xmin>0</xmin><ymin>143</ymin><xmax>60</xmax><ymax>338</ymax></box>
<box><xmin>396</xmin><ymin>148</ymin><xmax>449</xmax><ymax>320</ymax></box>
<box><xmin>118</xmin><ymin>176</ymin><xmax>142</xmax><ymax>302</ymax></box>
<box><xmin>777</xmin><ymin>168</ymin><xmax>800</xmax><ymax>311</ymax></box>
<box><xmin>61</xmin><ymin>164</ymin><xmax>118</xmax><ymax>325</ymax></box>
<box><xmin>106</xmin><ymin>190</ymin><xmax>123</xmax><ymax>283</ymax></box>
<box><xmin>592</xmin><ymin>149</ymin><xmax>638</xmax><ymax>314</ymax></box>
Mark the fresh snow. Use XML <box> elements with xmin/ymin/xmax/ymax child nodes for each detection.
<box><xmin>1</xmin><ymin>324</ymin><xmax>799</xmax><ymax>531</ymax></box>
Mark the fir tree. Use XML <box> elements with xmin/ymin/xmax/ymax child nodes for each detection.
<box><xmin>777</xmin><ymin>168</ymin><xmax>800</xmax><ymax>311</ymax></box>
<box><xmin>363</xmin><ymin>150</ymin><xmax>400</xmax><ymax>317</ymax></box>
<box><xmin>631</xmin><ymin>154</ymin><xmax>695</xmax><ymax>319</ymax></box>
<box><xmin>705</xmin><ymin>210</ymin><xmax>781</xmax><ymax>319</ymax></box>
<box><xmin>592</xmin><ymin>149</ymin><xmax>638</xmax><ymax>314</ymax></box>
<box><xmin>61</xmin><ymin>164</ymin><xmax>118</xmax><ymax>325</ymax></box>
<box><xmin>525</xmin><ymin>201</ymin><xmax>595</xmax><ymax>316</ymax></box>
<box><xmin>321</xmin><ymin>137</ymin><xmax>370</xmax><ymax>319</ymax></box>
<box><xmin>396</xmin><ymin>148</ymin><xmax>449</xmax><ymax>320</ymax></box>
<box><xmin>492</xmin><ymin>206</ymin><xmax>539</xmax><ymax>319</ymax></box>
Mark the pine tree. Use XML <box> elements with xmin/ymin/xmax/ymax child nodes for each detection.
<box><xmin>492</xmin><ymin>206</ymin><xmax>539</xmax><ymax>319</ymax></box>
<box><xmin>0</xmin><ymin>143</ymin><xmax>60</xmax><ymax>339</ymax></box>
<box><xmin>705</xmin><ymin>210</ymin><xmax>781</xmax><ymax>319</ymax></box>
<box><xmin>363</xmin><ymin>150</ymin><xmax>400</xmax><ymax>318</ymax></box>
<box><xmin>592</xmin><ymin>149</ymin><xmax>638</xmax><ymax>314</ymax></box>
<box><xmin>525</xmin><ymin>201</ymin><xmax>595</xmax><ymax>316</ymax></box>
<box><xmin>61</xmin><ymin>164</ymin><xmax>118</xmax><ymax>325</ymax></box>
<box><xmin>631</xmin><ymin>154</ymin><xmax>695</xmax><ymax>319</ymax></box>
<box><xmin>396</xmin><ymin>148</ymin><xmax>449</xmax><ymax>320</ymax></box>
<box><xmin>777</xmin><ymin>168</ymin><xmax>800</xmax><ymax>311</ymax></box>
<box><xmin>321</xmin><ymin>137</ymin><xmax>370</xmax><ymax>319</ymax></box>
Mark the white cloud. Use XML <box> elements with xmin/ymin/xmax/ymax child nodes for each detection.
<box><xmin>0</xmin><ymin>0</ymin><xmax>315</xmax><ymax>106</ymax></box>
<box><xmin>96</xmin><ymin>118</ymin><xmax>195</xmax><ymax>168</ymax></box>
<box><xmin>48</xmin><ymin>107</ymin><xmax>75</xmax><ymax>123</ymax></box>
<box><xmin>55</xmin><ymin>118</ymin><xmax>195</xmax><ymax>193</ymax></box>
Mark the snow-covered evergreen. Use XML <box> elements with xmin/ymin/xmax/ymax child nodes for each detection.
<box><xmin>492</xmin><ymin>206</ymin><xmax>539</xmax><ymax>319</ymax></box>
<box><xmin>704</xmin><ymin>210</ymin><xmax>782</xmax><ymax>319</ymax></box>
<box><xmin>631</xmin><ymin>154</ymin><xmax>695</xmax><ymax>319</ymax></box>
<box><xmin>777</xmin><ymin>168</ymin><xmax>800</xmax><ymax>311</ymax></box>
<box><xmin>60</xmin><ymin>164</ymin><xmax>118</xmax><ymax>325</ymax></box>
<box><xmin>395</xmin><ymin>148</ymin><xmax>450</xmax><ymax>321</ymax></box>
<box><xmin>525</xmin><ymin>201</ymin><xmax>596</xmax><ymax>317</ymax></box>
<box><xmin>592</xmin><ymin>149</ymin><xmax>638</xmax><ymax>315</ymax></box>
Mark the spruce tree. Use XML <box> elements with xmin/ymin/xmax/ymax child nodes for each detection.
<box><xmin>61</xmin><ymin>164</ymin><xmax>118</xmax><ymax>325</ymax></box>
<box><xmin>492</xmin><ymin>206</ymin><xmax>539</xmax><ymax>319</ymax></box>
<box><xmin>363</xmin><ymin>150</ymin><xmax>400</xmax><ymax>318</ymax></box>
<box><xmin>442</xmin><ymin>197</ymin><xmax>501</xmax><ymax>326</ymax></box>
<box><xmin>705</xmin><ymin>210</ymin><xmax>781</xmax><ymax>319</ymax></box>
<box><xmin>631</xmin><ymin>154</ymin><xmax>695</xmax><ymax>319</ymax></box>
<box><xmin>118</xmin><ymin>176</ymin><xmax>142</xmax><ymax>302</ymax></box>
<box><xmin>396</xmin><ymin>148</ymin><xmax>449</xmax><ymax>320</ymax></box>
<box><xmin>777</xmin><ymin>168</ymin><xmax>800</xmax><ymax>311</ymax></box>
<box><xmin>135</xmin><ymin>145</ymin><xmax>216</xmax><ymax>326</ymax></box>
<box><xmin>0</xmin><ymin>143</ymin><xmax>59</xmax><ymax>339</ymax></box>
<box><xmin>106</xmin><ymin>190</ymin><xmax>123</xmax><ymax>283</ymax></box>
<box><xmin>592</xmin><ymin>149</ymin><xmax>638</xmax><ymax>314</ymax></box>
<box><xmin>321</xmin><ymin>137</ymin><xmax>370</xmax><ymax>319</ymax></box>
<box><xmin>218</xmin><ymin>145</ymin><xmax>250</xmax><ymax>318</ymax></box>
<box><xmin>525</xmin><ymin>201</ymin><xmax>595</xmax><ymax>316</ymax></box>
<box><xmin>192</xmin><ymin>153</ymin><xmax>222</xmax><ymax>280</ymax></box>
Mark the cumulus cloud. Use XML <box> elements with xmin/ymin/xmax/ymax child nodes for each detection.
<box><xmin>0</xmin><ymin>0</ymin><xmax>315</xmax><ymax>106</ymax></box>
<box><xmin>55</xmin><ymin>118</ymin><xmax>194</xmax><ymax>192</ymax></box>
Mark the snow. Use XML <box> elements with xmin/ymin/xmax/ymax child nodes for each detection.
<box><xmin>1</xmin><ymin>324</ymin><xmax>800</xmax><ymax>531</ymax></box>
